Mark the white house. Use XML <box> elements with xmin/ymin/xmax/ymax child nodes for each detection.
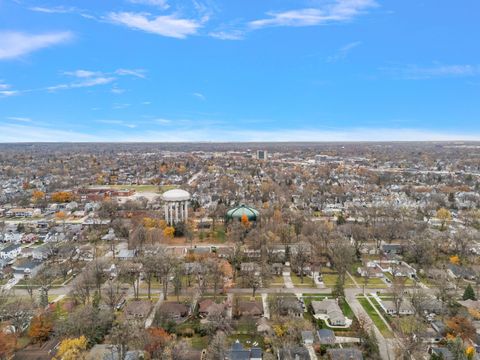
<box><xmin>0</xmin><ymin>244</ymin><xmax>22</xmax><ymax>259</ymax></box>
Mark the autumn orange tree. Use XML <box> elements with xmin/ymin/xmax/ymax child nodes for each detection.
<box><xmin>241</xmin><ymin>214</ymin><xmax>250</xmax><ymax>229</ymax></box>
<box><xmin>32</xmin><ymin>190</ymin><xmax>46</xmax><ymax>203</ymax></box>
<box><xmin>0</xmin><ymin>333</ymin><xmax>16</xmax><ymax>359</ymax></box>
<box><xmin>28</xmin><ymin>314</ymin><xmax>53</xmax><ymax>343</ymax></box>
<box><xmin>55</xmin><ymin>211</ymin><xmax>67</xmax><ymax>231</ymax></box>
<box><xmin>446</xmin><ymin>316</ymin><xmax>476</xmax><ymax>341</ymax></box>
<box><xmin>145</xmin><ymin>328</ymin><xmax>171</xmax><ymax>359</ymax></box>
<box><xmin>51</xmin><ymin>191</ymin><xmax>74</xmax><ymax>203</ymax></box>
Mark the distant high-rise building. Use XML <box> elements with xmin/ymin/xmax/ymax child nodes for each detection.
<box><xmin>257</xmin><ymin>150</ymin><xmax>267</xmax><ymax>160</ymax></box>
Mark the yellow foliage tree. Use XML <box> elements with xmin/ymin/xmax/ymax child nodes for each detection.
<box><xmin>143</xmin><ymin>217</ymin><xmax>158</xmax><ymax>228</ymax></box>
<box><xmin>273</xmin><ymin>324</ymin><xmax>286</xmax><ymax>337</ymax></box>
<box><xmin>32</xmin><ymin>190</ymin><xmax>45</xmax><ymax>203</ymax></box>
<box><xmin>163</xmin><ymin>226</ymin><xmax>175</xmax><ymax>239</ymax></box>
<box><xmin>437</xmin><ymin>207</ymin><xmax>452</xmax><ymax>230</ymax></box>
<box><xmin>450</xmin><ymin>255</ymin><xmax>460</xmax><ymax>265</ymax></box>
<box><xmin>466</xmin><ymin>346</ymin><xmax>476</xmax><ymax>359</ymax></box>
<box><xmin>54</xmin><ymin>336</ymin><xmax>88</xmax><ymax>360</ymax></box>
<box><xmin>158</xmin><ymin>219</ymin><xmax>167</xmax><ymax>230</ymax></box>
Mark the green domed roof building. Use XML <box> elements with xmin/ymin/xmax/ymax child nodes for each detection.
<box><xmin>226</xmin><ymin>204</ymin><xmax>259</xmax><ymax>222</ymax></box>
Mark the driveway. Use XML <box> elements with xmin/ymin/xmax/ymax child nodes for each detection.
<box><xmin>261</xmin><ymin>293</ymin><xmax>270</xmax><ymax>319</ymax></box>
<box><xmin>345</xmin><ymin>289</ymin><xmax>393</xmax><ymax>360</ymax></box>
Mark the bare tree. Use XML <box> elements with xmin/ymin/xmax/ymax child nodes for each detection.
<box><xmin>102</xmin><ymin>279</ymin><xmax>123</xmax><ymax>311</ymax></box>
<box><xmin>291</xmin><ymin>241</ymin><xmax>311</xmax><ymax>284</ymax></box>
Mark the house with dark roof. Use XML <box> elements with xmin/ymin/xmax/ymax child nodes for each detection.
<box><xmin>318</xmin><ymin>329</ymin><xmax>336</xmax><ymax>345</ymax></box>
<box><xmin>227</xmin><ymin>340</ymin><xmax>262</xmax><ymax>360</ymax></box>
<box><xmin>277</xmin><ymin>346</ymin><xmax>309</xmax><ymax>360</ymax></box>
<box><xmin>12</xmin><ymin>259</ymin><xmax>44</xmax><ymax>279</ymax></box>
<box><xmin>0</xmin><ymin>243</ymin><xmax>22</xmax><ymax>259</ymax></box>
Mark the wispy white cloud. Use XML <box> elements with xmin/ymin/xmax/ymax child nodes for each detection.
<box><xmin>249</xmin><ymin>0</ymin><xmax>377</xmax><ymax>29</ymax></box>
<box><xmin>6</xmin><ymin>116</ymin><xmax>32</xmax><ymax>122</ymax></box>
<box><xmin>0</xmin><ymin>31</ymin><xmax>73</xmax><ymax>60</ymax></box>
<box><xmin>111</xmin><ymin>87</ymin><xmax>126</xmax><ymax>94</ymax></box>
<box><xmin>115</xmin><ymin>68</ymin><xmax>147</xmax><ymax>78</ymax></box>
<box><xmin>327</xmin><ymin>41</ymin><xmax>362</xmax><ymax>62</ymax></box>
<box><xmin>47</xmin><ymin>77</ymin><xmax>116</xmax><ymax>91</ymax></box>
<box><xmin>193</xmin><ymin>92</ymin><xmax>206</xmax><ymax>101</ymax></box>
<box><xmin>47</xmin><ymin>68</ymin><xmax>144</xmax><ymax>92</ymax></box>
<box><xmin>107</xmin><ymin>12</ymin><xmax>201</xmax><ymax>39</ymax></box>
<box><xmin>63</xmin><ymin>70</ymin><xmax>103</xmax><ymax>78</ymax></box>
<box><xmin>29</xmin><ymin>6</ymin><xmax>78</xmax><ymax>14</ymax></box>
<box><xmin>209</xmin><ymin>30</ymin><xmax>244</xmax><ymax>40</ymax></box>
<box><xmin>127</xmin><ymin>0</ymin><xmax>170</xmax><ymax>10</ymax></box>
<box><xmin>0</xmin><ymin>81</ymin><xmax>19</xmax><ymax>97</ymax></box>
<box><xmin>0</xmin><ymin>90</ymin><xmax>20</xmax><ymax>97</ymax></box>
<box><xmin>385</xmin><ymin>64</ymin><xmax>480</xmax><ymax>80</ymax></box>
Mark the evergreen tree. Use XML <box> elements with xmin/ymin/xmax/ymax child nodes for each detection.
<box><xmin>463</xmin><ymin>284</ymin><xmax>476</xmax><ymax>301</ymax></box>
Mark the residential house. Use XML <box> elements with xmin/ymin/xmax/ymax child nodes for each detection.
<box><xmin>158</xmin><ymin>302</ymin><xmax>189</xmax><ymax>320</ymax></box>
<box><xmin>277</xmin><ymin>346</ymin><xmax>309</xmax><ymax>360</ymax></box>
<box><xmin>6</xmin><ymin>208</ymin><xmax>38</xmax><ymax>218</ymax></box>
<box><xmin>301</xmin><ymin>331</ymin><xmax>314</xmax><ymax>345</ymax></box>
<box><xmin>381</xmin><ymin>244</ymin><xmax>404</xmax><ymax>255</ymax></box>
<box><xmin>0</xmin><ymin>243</ymin><xmax>22</xmax><ymax>260</ymax></box>
<box><xmin>227</xmin><ymin>341</ymin><xmax>262</xmax><ymax>360</ymax></box>
<box><xmin>379</xmin><ymin>300</ymin><xmax>414</xmax><ymax>316</ymax></box>
<box><xmin>277</xmin><ymin>297</ymin><xmax>303</xmax><ymax>318</ymax></box>
<box><xmin>311</xmin><ymin>299</ymin><xmax>346</xmax><ymax>326</ymax></box>
<box><xmin>124</xmin><ymin>300</ymin><xmax>152</xmax><ymax>320</ymax></box>
<box><xmin>32</xmin><ymin>244</ymin><xmax>53</xmax><ymax>260</ymax></box>
<box><xmin>447</xmin><ymin>264</ymin><xmax>477</xmax><ymax>281</ymax></box>
<box><xmin>12</xmin><ymin>259</ymin><xmax>44</xmax><ymax>279</ymax></box>
<box><xmin>317</xmin><ymin>329</ymin><xmax>336</xmax><ymax>345</ymax></box>
<box><xmin>198</xmin><ymin>299</ymin><xmax>226</xmax><ymax>318</ymax></box>
<box><xmin>236</xmin><ymin>301</ymin><xmax>263</xmax><ymax>318</ymax></box>
<box><xmin>117</xmin><ymin>249</ymin><xmax>136</xmax><ymax>261</ymax></box>
<box><xmin>327</xmin><ymin>348</ymin><xmax>363</xmax><ymax>360</ymax></box>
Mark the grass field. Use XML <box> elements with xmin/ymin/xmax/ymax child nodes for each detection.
<box><xmin>357</xmin><ymin>296</ymin><xmax>393</xmax><ymax>337</ymax></box>
<box><xmin>270</xmin><ymin>275</ymin><xmax>285</xmax><ymax>287</ymax></box>
<box><xmin>291</xmin><ymin>274</ymin><xmax>316</xmax><ymax>287</ymax></box>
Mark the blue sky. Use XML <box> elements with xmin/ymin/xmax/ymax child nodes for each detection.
<box><xmin>0</xmin><ymin>0</ymin><xmax>479</xmax><ymax>142</ymax></box>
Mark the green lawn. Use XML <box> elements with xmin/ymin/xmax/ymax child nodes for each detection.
<box><xmin>270</xmin><ymin>275</ymin><xmax>285</xmax><ymax>287</ymax></box>
<box><xmin>353</xmin><ymin>276</ymin><xmax>388</xmax><ymax>288</ymax></box>
<box><xmin>190</xmin><ymin>335</ymin><xmax>209</xmax><ymax>350</ymax></box>
<box><xmin>322</xmin><ymin>273</ymin><xmax>356</xmax><ymax>288</ymax></box>
<box><xmin>384</xmin><ymin>273</ymin><xmax>415</xmax><ymax>286</ymax></box>
<box><xmin>357</xmin><ymin>296</ymin><xmax>393</xmax><ymax>338</ymax></box>
<box><xmin>291</xmin><ymin>274</ymin><xmax>315</xmax><ymax>287</ymax></box>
